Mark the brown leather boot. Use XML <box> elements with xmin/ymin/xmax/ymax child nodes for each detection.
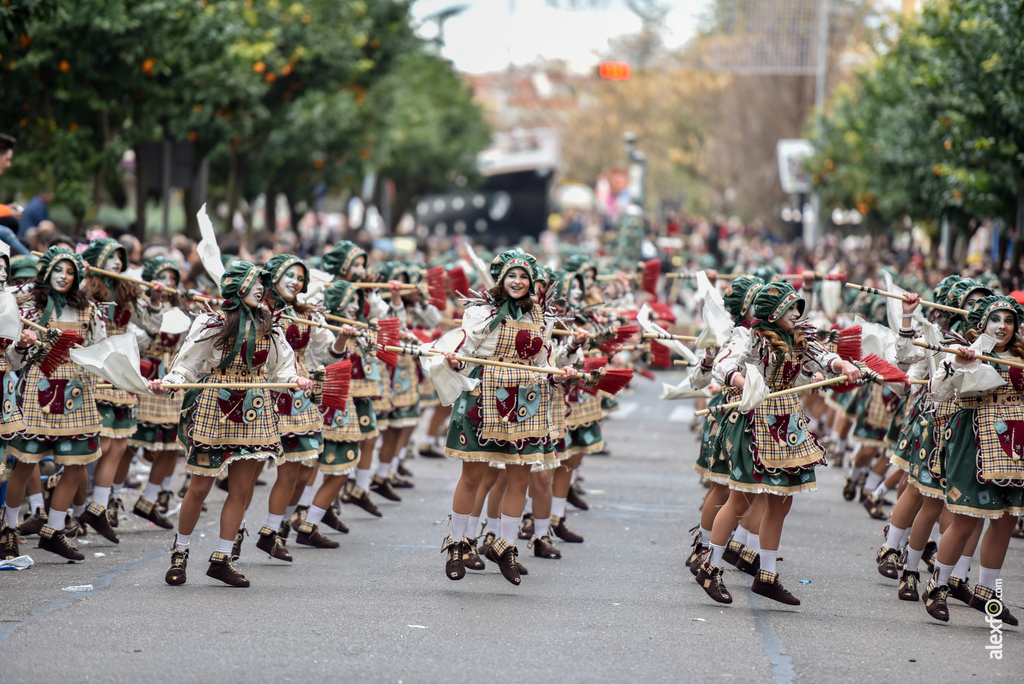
<box><xmin>165</xmin><ymin>544</ymin><xmax>189</xmax><ymax>586</ymax></box>
<box><xmin>370</xmin><ymin>474</ymin><xmax>401</xmax><ymax>502</ymax></box>
<box><xmin>518</xmin><ymin>514</ymin><xmax>534</xmax><ymax>540</ymax></box>
<box><xmin>897</xmin><ymin>570</ymin><xmax>920</xmax><ymax>602</ymax></box>
<box><xmin>529</xmin><ymin>534</ymin><xmax>561</xmax><ymax>559</ymax></box>
<box><xmin>38</xmin><ymin>525</ymin><xmax>85</xmax><ymax>561</ymax></box>
<box><xmin>344</xmin><ymin>482</ymin><xmax>382</xmax><ymax>517</ymax></box>
<box><xmin>19</xmin><ymin>507</ymin><xmax>48</xmax><ymax>536</ymax></box>
<box><xmin>463</xmin><ymin>536</ymin><xmax>486</xmax><ymax>570</ymax></box>
<box><xmin>695</xmin><ymin>560</ymin><xmax>732</xmax><ymax>604</ymax></box>
<box><xmin>231</xmin><ymin>525</ymin><xmax>247</xmax><ymax>561</ymax></box>
<box><xmin>156</xmin><ymin>489</ymin><xmax>172</xmax><ymax>514</ymax></box>
<box><xmin>948</xmin><ymin>576</ymin><xmax>974</xmax><ymax>605</ymax></box>
<box><xmin>566</xmin><ymin>482</ymin><xmax>589</xmax><ymax>510</ymax></box>
<box><xmin>80</xmin><ymin>502</ymin><xmax>119</xmax><ymax>543</ymax></box>
<box><xmin>255</xmin><ymin>525</ymin><xmax>293</xmax><ymax>561</ymax></box>
<box><xmin>295</xmin><ymin>520</ymin><xmax>339</xmax><ymax>548</ymax></box>
<box><xmin>922</xmin><ymin>578</ymin><xmax>949</xmax><ymax>622</ymax></box>
<box><xmin>969</xmin><ymin>583</ymin><xmax>1018</xmax><ymax>626</ymax></box>
<box><xmin>486</xmin><ymin>537</ymin><xmax>521</xmax><ymax>586</ymax></box>
<box><xmin>1</xmin><ymin>523</ymin><xmax>20</xmax><ymax>561</ymax></box>
<box><xmin>442</xmin><ymin>534</ymin><xmax>466</xmax><ymax>580</ymax></box>
<box><xmin>106</xmin><ymin>497</ymin><xmax>123</xmax><ymax>528</ymax></box>
<box><xmin>862</xmin><ymin>493</ymin><xmax>888</xmax><ymax>520</ymax></box>
<box><xmin>876</xmin><ymin>546</ymin><xmax>900</xmax><ymax>579</ymax></box>
<box><xmin>550</xmin><ymin>515</ymin><xmax>583</xmax><ymax>543</ymax></box>
<box><xmin>751</xmin><ymin>569</ymin><xmax>800</xmax><ymax>605</ymax></box>
<box><xmin>133</xmin><ymin>498</ymin><xmax>174</xmax><ymax>530</ymax></box>
<box><xmin>735</xmin><ymin>546</ymin><xmax>761</xmax><ymax>576</ymax></box>
<box><xmin>321</xmin><ymin>504</ymin><xmax>349</xmax><ymax>534</ymax></box>
<box><xmin>206</xmin><ymin>551</ymin><xmax>250</xmax><ymax>587</ymax></box>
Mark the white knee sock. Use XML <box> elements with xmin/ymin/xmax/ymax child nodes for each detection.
<box><xmin>92</xmin><ymin>486</ymin><xmax>111</xmax><ymax>508</ymax></box>
<box><xmin>175</xmin><ymin>533</ymin><xmax>191</xmax><ymax>551</ymax></box>
<box><xmin>284</xmin><ymin>504</ymin><xmax>297</xmax><ymax>521</ymax></box>
<box><xmin>72</xmin><ymin>503</ymin><xmax>86</xmax><ymax>518</ymax></box>
<box><xmin>389</xmin><ymin>458</ymin><xmax>400</xmax><ymax>475</ymax></box>
<box><xmin>306</xmin><ymin>505</ymin><xmax>327</xmax><ymax>526</ymax></box>
<box><xmin>732</xmin><ymin>525</ymin><xmax>749</xmax><ymax>546</ymax></box>
<box><xmin>298</xmin><ymin>485</ymin><xmax>315</xmax><ymax>507</ymax></box>
<box><xmin>143</xmin><ymin>482</ymin><xmax>161</xmax><ymax>503</ymax></box>
<box><xmin>951</xmin><ymin>554</ymin><xmax>972</xmax><ymax>580</ymax></box>
<box><xmin>534</xmin><ymin>517</ymin><xmax>550</xmax><ymax>539</ymax></box>
<box><xmin>5</xmin><ymin>506</ymin><xmax>19</xmax><ymax>528</ymax></box>
<box><xmin>450</xmin><ymin>511</ymin><xmax>470</xmax><ymax>540</ymax></box>
<box><xmin>747</xmin><ymin>532</ymin><xmax>761</xmax><ymax>555</ymax></box>
<box><xmin>49</xmin><ymin>508</ymin><xmax>68</xmax><ymax>530</ymax></box>
<box><xmin>905</xmin><ymin>545</ymin><xmax>924</xmax><ymax>573</ymax></box>
<box><xmin>884</xmin><ymin>524</ymin><xmax>906</xmax><ymax>550</ymax></box>
<box><xmin>265</xmin><ymin>512</ymin><xmax>283</xmax><ymax>530</ymax></box>
<box><xmin>524</xmin><ymin>496</ymin><xmax>533</xmax><ymax>515</ymax></box>
<box><xmin>978</xmin><ymin>565</ymin><xmax>1000</xmax><ymax>589</ymax></box>
<box><xmin>466</xmin><ymin>515</ymin><xmax>480</xmax><ymax>538</ymax></box>
<box><xmin>931</xmin><ymin>522</ymin><xmax>942</xmax><ymax>544</ymax></box>
<box><xmin>699</xmin><ymin>526</ymin><xmax>711</xmax><ymax>546</ymax></box>
<box><xmin>864</xmin><ymin>471</ymin><xmax>883</xmax><ymax>491</ymax></box>
<box><xmin>872</xmin><ymin>483</ymin><xmax>889</xmax><ymax>499</ymax></box>
<box><xmin>355</xmin><ymin>468</ymin><xmax>372</xmax><ymax>491</ymax></box>
<box><xmin>376</xmin><ymin>461</ymin><xmax>390</xmax><ymax>478</ymax></box>
<box><xmin>486</xmin><ymin>516</ymin><xmax>500</xmax><ymax>535</ymax></box>
<box><xmin>900</xmin><ymin>526</ymin><xmax>911</xmax><ymax>547</ymax></box>
<box><xmin>28</xmin><ymin>493</ymin><xmax>44</xmax><ymax>511</ymax></box>
<box><xmin>760</xmin><ymin>549</ymin><xmax>777</xmax><ymax>575</ymax></box>
<box><xmin>499</xmin><ymin>514</ymin><xmax>519</xmax><ymax>543</ymax></box>
<box><xmin>162</xmin><ymin>476</ymin><xmax>173</xmax><ymax>489</ymax></box>
<box><xmin>570</xmin><ymin>469</ymin><xmax>578</xmax><ymax>485</ymax></box>
<box><xmin>111</xmin><ymin>483</ymin><xmax>123</xmax><ymax>500</ymax></box>
<box><xmin>551</xmin><ymin>496</ymin><xmax>567</xmax><ymax>519</ymax></box>
<box><xmin>849</xmin><ymin>465</ymin><xmax>868</xmax><ymax>481</ymax></box>
<box><xmin>934</xmin><ymin>560</ymin><xmax>954</xmax><ymax>586</ymax></box>
<box><xmin>709</xmin><ymin>543</ymin><xmax>725</xmax><ymax>568</ymax></box>
<box><xmin>216</xmin><ymin>537</ymin><xmax>234</xmax><ymax>555</ymax></box>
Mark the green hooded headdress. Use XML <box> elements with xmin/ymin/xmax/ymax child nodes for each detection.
<box><xmin>487</xmin><ymin>250</ymin><xmax>538</xmax><ymax>332</ymax></box>
<box><xmin>35</xmin><ymin>246</ymin><xmax>87</xmax><ymax>326</ymax></box>
<box><xmin>322</xmin><ymin>241</ymin><xmax>367</xmax><ymax>280</ymax></box>
<box><xmin>142</xmin><ymin>256</ymin><xmax>181</xmax><ymax>286</ymax></box>
<box><xmin>967</xmin><ymin>295</ymin><xmax>1022</xmax><ymax>337</ymax></box>
<box><xmin>218</xmin><ymin>261</ymin><xmax>272</xmax><ymax>373</ymax></box>
<box><xmin>723</xmin><ymin>276</ymin><xmax>765</xmax><ymax>321</ymax></box>
<box><xmin>265</xmin><ymin>254</ymin><xmax>308</xmax><ymax>308</ymax></box>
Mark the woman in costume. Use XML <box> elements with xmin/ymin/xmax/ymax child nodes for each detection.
<box><xmin>695</xmin><ymin>282</ymin><xmax>861</xmax><ymax>605</ymax></box>
<box><xmin>427</xmin><ymin>250</ymin><xmax>578</xmax><ymax>586</ymax></box>
<box><xmin>156</xmin><ymin>261</ymin><xmax>311</xmax><ymax>587</ymax></box>
<box><xmin>130</xmin><ymin>257</ymin><xmax>188</xmax><ymax>529</ymax></box>
<box><xmin>921</xmin><ymin>295</ymin><xmax>1023</xmax><ymax>625</ymax></box>
<box><xmin>5</xmin><ymin>247</ymin><xmax>107</xmax><ymax>560</ymax></box>
<box><xmin>81</xmin><ymin>238</ymin><xmax>165</xmax><ymax>533</ymax></box>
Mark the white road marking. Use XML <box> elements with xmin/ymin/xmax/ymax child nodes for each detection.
<box><xmin>608</xmin><ymin>401</ymin><xmax>638</xmax><ymax>419</ymax></box>
<box><xmin>668</xmin><ymin>405</ymin><xmax>695</xmax><ymax>423</ymax></box>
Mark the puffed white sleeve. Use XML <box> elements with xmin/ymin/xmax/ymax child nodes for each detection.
<box><xmin>712</xmin><ymin>326</ymin><xmax>752</xmax><ymax>386</ymax></box>
<box><xmin>162</xmin><ymin>314</ymin><xmax>217</xmax><ymax>385</ymax></box>
<box><xmin>303</xmin><ymin>314</ymin><xmax>338</xmax><ymax>369</ymax></box>
<box><xmin>367</xmin><ymin>291</ymin><xmax>391</xmax><ymax>319</ymax></box>
<box><xmin>421</xmin><ymin>305</ymin><xmax>492</xmax><ymax>405</ymax></box>
<box><xmin>689</xmin><ymin>349</ymin><xmax>719</xmax><ymax>390</ymax></box>
<box><xmin>131</xmin><ymin>297</ymin><xmax>164</xmax><ymax>337</ymax></box>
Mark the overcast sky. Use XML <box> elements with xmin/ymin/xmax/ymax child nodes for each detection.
<box><xmin>410</xmin><ymin>0</ymin><xmax>711</xmax><ymax>74</ymax></box>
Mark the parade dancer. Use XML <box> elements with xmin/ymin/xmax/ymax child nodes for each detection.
<box><xmin>696</xmin><ymin>282</ymin><xmax>861</xmax><ymax>605</ymax></box>
<box><xmin>427</xmin><ymin>250</ymin><xmax>578</xmax><ymax>585</ymax></box>
<box><xmin>157</xmin><ymin>261</ymin><xmax>312</xmax><ymax>587</ymax></box>
<box><xmin>922</xmin><ymin>295</ymin><xmax>1023</xmax><ymax>625</ymax></box>
<box><xmin>6</xmin><ymin>247</ymin><xmax>107</xmax><ymax>560</ymax></box>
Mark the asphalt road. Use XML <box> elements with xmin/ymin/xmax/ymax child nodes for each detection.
<box><xmin>1</xmin><ymin>371</ymin><xmax>1021</xmax><ymax>683</ymax></box>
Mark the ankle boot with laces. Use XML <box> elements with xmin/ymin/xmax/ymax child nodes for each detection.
<box><xmin>442</xmin><ymin>534</ymin><xmax>466</xmax><ymax>580</ymax></box>
<box><xmin>550</xmin><ymin>515</ymin><xmax>583</xmax><ymax>543</ymax></box>
<box><xmin>166</xmin><ymin>543</ymin><xmax>189</xmax><ymax>586</ymax></box>
<box><xmin>695</xmin><ymin>560</ymin><xmax>732</xmax><ymax>604</ymax></box>
<box><xmin>256</xmin><ymin>526</ymin><xmax>293</xmax><ymax>561</ymax></box>
<box><xmin>1</xmin><ymin>522</ymin><xmax>20</xmax><ymax>561</ymax></box>
<box><xmin>922</xmin><ymin>577</ymin><xmax>949</xmax><ymax>622</ymax></box>
<box><xmin>486</xmin><ymin>537</ymin><xmax>521</xmax><ymax>586</ymax></box>
<box><xmin>38</xmin><ymin>524</ymin><xmax>85</xmax><ymax>561</ymax></box>
<box><xmin>295</xmin><ymin>520</ymin><xmax>339</xmax><ymax>548</ymax></box>
<box><xmin>751</xmin><ymin>569</ymin><xmax>800</xmax><ymax>605</ymax></box>
<box><xmin>529</xmin><ymin>534</ymin><xmax>560</xmax><ymax>559</ymax></box>
<box><xmin>19</xmin><ymin>507</ymin><xmax>48</xmax><ymax>536</ymax></box>
<box><xmin>463</xmin><ymin>536</ymin><xmax>486</xmax><ymax>570</ymax></box>
<box><xmin>231</xmin><ymin>525</ymin><xmax>247</xmax><ymax>560</ymax></box>
<box><xmin>207</xmin><ymin>551</ymin><xmax>250</xmax><ymax>587</ymax></box>
<box><xmin>876</xmin><ymin>546</ymin><xmax>901</xmax><ymax>579</ymax></box>
<box><xmin>321</xmin><ymin>504</ymin><xmax>349</xmax><ymax>533</ymax></box>
<box><xmin>80</xmin><ymin>501</ymin><xmax>119</xmax><ymax>543</ymax></box>
<box><xmin>897</xmin><ymin>569</ymin><xmax>920</xmax><ymax>601</ymax></box>
<box><xmin>133</xmin><ymin>497</ymin><xmax>174</xmax><ymax>529</ymax></box>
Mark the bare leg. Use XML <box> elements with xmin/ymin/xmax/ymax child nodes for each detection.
<box><xmin>709</xmin><ymin>489</ymin><xmax>756</xmax><ymax>547</ymax></box>
<box><xmin>471</xmin><ymin>467</ymin><xmax>501</xmax><ymax>518</ymax></box>
<box><xmin>50</xmin><ymin>465</ymin><xmax>86</xmax><ymax>515</ymax></box>
<box><xmin>268</xmin><ymin>461</ymin><xmax>302</xmax><ymax>516</ymax></box>
<box><xmin>486</xmin><ymin>470</ymin><xmax>508</xmax><ymax>520</ymax></box>
<box><xmin>530</xmin><ymin>470</ymin><xmax>553</xmax><ymax>522</ymax></box>
<box><xmin>700</xmin><ymin>483</ymin><xmax>729</xmax><ymax>533</ymax></box>
<box><xmin>500</xmin><ymin>464</ymin><xmax>531</xmax><ymax>519</ymax></box>
<box><xmin>177</xmin><ymin>474</ymin><xmax>215</xmax><ymax>536</ymax></box>
<box><xmin>2</xmin><ymin>460</ymin><xmax>35</xmax><ymax>513</ymax></box>
<box><xmin>744</xmin><ymin>493</ymin><xmax>768</xmax><ymax>535</ymax></box>
<box><xmin>220</xmin><ymin>460</ymin><xmax>263</xmax><ymax>540</ymax></box>
<box><xmin>312</xmin><ymin>474</ymin><xmax>349</xmax><ymax>510</ymax></box>
<box><xmin>451</xmin><ymin>461</ymin><xmax>491</xmax><ymax>514</ymax></box>
<box><xmin>757</xmin><ymin>493</ymin><xmax>793</xmax><ymax>554</ymax></box>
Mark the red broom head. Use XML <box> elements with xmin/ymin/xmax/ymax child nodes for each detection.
<box><xmin>638</xmin><ymin>368</ymin><xmax>656</xmax><ymax>381</ymax></box>
<box><xmin>139</xmin><ymin>359</ymin><xmax>155</xmax><ymax>380</ymax></box>
<box><xmin>825</xmin><ymin>273</ymin><xmax>847</xmax><ymax>282</ymax></box>
<box><xmin>374</xmin><ymin>318</ymin><xmax>400</xmax><ymax>368</ymax></box>
<box><xmin>650</xmin><ymin>340</ymin><xmax>672</xmax><ymax>368</ymax></box>
<box><xmin>642</xmin><ymin>259</ymin><xmax>660</xmax><ymax>298</ymax></box>
<box><xmin>583</xmin><ymin>355</ymin><xmax>608</xmax><ymax>373</ymax></box>
<box><xmin>426</xmin><ymin>267</ymin><xmax>447</xmax><ymax>310</ymax></box>
<box><xmin>410</xmin><ymin>329</ymin><xmax>432</xmax><ymax>344</ymax></box>
<box><xmin>321</xmin><ymin>360</ymin><xmax>352</xmax><ymax>410</ymax></box>
<box><xmin>650</xmin><ymin>301</ymin><xmax>677</xmax><ymax>324</ymax></box>
<box><xmin>620</xmin><ymin>310</ymin><xmax>639</xmax><ymax>321</ymax></box>
<box><xmin>836</xmin><ymin>325</ymin><xmax>862</xmax><ymax>361</ymax></box>
<box><xmin>40</xmin><ymin>330</ymin><xmax>84</xmax><ymax>377</ymax></box>
<box><xmin>594</xmin><ymin>368</ymin><xmax>633</xmax><ymax>395</ymax></box>
<box><xmin>599</xmin><ymin>324</ymin><xmax>639</xmax><ymax>354</ymax></box>
<box><xmin>860</xmin><ymin>354</ymin><xmax>907</xmax><ymax>383</ymax></box>
<box><xmin>448</xmin><ymin>266</ymin><xmax>470</xmax><ymax>299</ymax></box>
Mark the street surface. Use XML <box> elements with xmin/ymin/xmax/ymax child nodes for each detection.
<box><xmin>1</xmin><ymin>371</ymin><xmax>1020</xmax><ymax>682</ymax></box>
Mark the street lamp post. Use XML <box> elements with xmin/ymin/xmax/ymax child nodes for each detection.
<box><xmin>623</xmin><ymin>132</ymin><xmax>647</xmax><ymax>209</ymax></box>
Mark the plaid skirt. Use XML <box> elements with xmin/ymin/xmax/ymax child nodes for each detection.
<box><xmin>0</xmin><ymin>368</ymin><xmax>26</xmax><ymax>439</ymax></box>
<box><xmin>942</xmin><ymin>408</ymin><xmax>1024</xmax><ymax>518</ymax></box>
<box><xmin>319</xmin><ymin>439</ymin><xmax>360</xmax><ymax>474</ymax></box>
<box><xmin>695</xmin><ymin>388</ymin><xmax>740</xmax><ymax>485</ymax></box>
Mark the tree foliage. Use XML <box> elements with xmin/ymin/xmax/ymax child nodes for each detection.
<box><xmin>807</xmin><ymin>0</ymin><xmax>1024</xmax><ymax>251</ymax></box>
<box><xmin>0</xmin><ymin>0</ymin><xmax>489</xmax><ymax>234</ymax></box>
